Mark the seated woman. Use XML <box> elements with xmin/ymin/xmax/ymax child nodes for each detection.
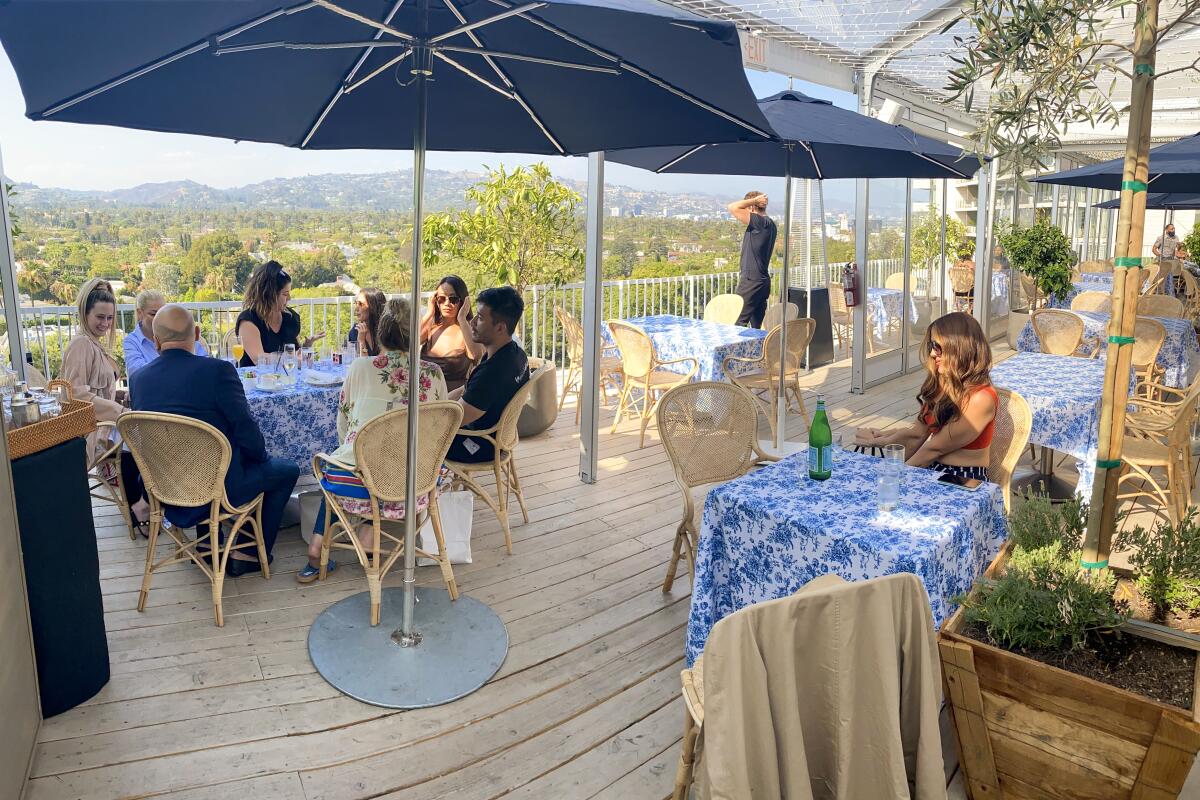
<box><xmin>855</xmin><ymin>312</ymin><xmax>996</xmax><ymax>481</ymax></box>
<box><xmin>299</xmin><ymin>297</ymin><xmax>448</xmax><ymax>583</ymax></box>
<box><xmin>235</xmin><ymin>260</ymin><xmax>324</xmax><ymax>366</ymax></box>
<box><xmin>61</xmin><ymin>278</ymin><xmax>149</xmax><ymax>527</ymax></box>
<box><xmin>419</xmin><ymin>275</ymin><xmax>483</xmax><ymax>392</ymax></box>
<box><xmin>348</xmin><ymin>287</ymin><xmax>386</xmax><ymax>357</ymax></box>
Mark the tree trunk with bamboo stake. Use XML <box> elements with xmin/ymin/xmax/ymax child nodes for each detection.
<box><xmin>1082</xmin><ymin>0</ymin><xmax>1159</xmax><ymax>570</ymax></box>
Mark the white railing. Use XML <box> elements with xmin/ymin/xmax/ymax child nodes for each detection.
<box><xmin>10</xmin><ymin>260</ymin><xmax>906</xmax><ymax>377</ymax></box>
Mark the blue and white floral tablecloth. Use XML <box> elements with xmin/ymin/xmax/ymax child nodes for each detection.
<box><xmin>239</xmin><ymin>361</ymin><xmax>346</xmax><ymax>469</ymax></box>
<box><xmin>610</xmin><ymin>315</ymin><xmax>768</xmax><ymax>382</ymax></box>
<box><xmin>990</xmin><ymin>352</ymin><xmax>1112</xmax><ymax>498</ymax></box>
<box><xmin>686</xmin><ymin>447</ymin><xmax>1007</xmax><ymax>665</ymax></box>
<box><xmin>1051</xmin><ymin>273</ymin><xmax>1177</xmax><ymax>309</ymax></box>
<box><xmin>1017</xmin><ymin>310</ymin><xmax>1197</xmax><ymax>388</ymax></box>
<box><xmin>867</xmin><ymin>288</ymin><xmax>918</xmax><ymax>341</ymax></box>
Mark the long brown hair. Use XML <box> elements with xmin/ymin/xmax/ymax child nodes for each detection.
<box><xmin>357</xmin><ymin>287</ymin><xmax>386</xmax><ymax>356</ymax></box>
<box><xmin>243</xmin><ymin>260</ymin><xmax>291</xmax><ymax>320</ymax></box>
<box><xmin>917</xmin><ymin>312</ymin><xmax>992</xmax><ymax>428</ymax></box>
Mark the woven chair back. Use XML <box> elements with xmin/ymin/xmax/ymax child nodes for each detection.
<box><xmin>1179</xmin><ymin>269</ymin><xmax>1200</xmax><ymax>305</ymax></box>
<box><xmin>117</xmin><ymin>412</ymin><xmax>230</xmax><ymax>508</ymax></box>
<box><xmin>988</xmin><ymin>388</ymin><xmax>1032</xmax><ymax>512</ymax></box>
<box><xmin>556</xmin><ymin>307</ymin><xmax>584</xmax><ymax>365</ymax></box>
<box><xmin>884</xmin><ymin>272</ymin><xmax>905</xmax><ymax>291</ymax></box>
<box><xmin>949</xmin><ymin>265</ymin><xmax>975</xmax><ymax>293</ymax></box>
<box><xmin>763</xmin><ymin>319</ymin><xmax>816</xmax><ymax>374</ymax></box>
<box><xmin>1138</xmin><ymin>294</ymin><xmax>1185</xmax><ymax>318</ymax></box>
<box><xmin>1141</xmin><ymin>263</ymin><xmax>1162</xmax><ymax>293</ymax></box>
<box><xmin>1132</xmin><ymin>318</ymin><xmax>1167</xmax><ymax>371</ymax></box>
<box><xmin>763</xmin><ymin>301</ymin><xmax>800</xmax><ymax>330</ymax></box>
<box><xmin>657</xmin><ymin>381</ymin><xmax>761</xmax><ymax>490</ymax></box>
<box><xmin>1079</xmin><ymin>260</ymin><xmax>1112</xmax><ymax>274</ymax></box>
<box><xmin>608</xmin><ymin>320</ymin><xmax>656</xmax><ymax>380</ymax></box>
<box><xmin>352</xmin><ymin>401</ymin><xmax>462</xmax><ymax>503</ymax></box>
<box><xmin>1018</xmin><ymin>273</ymin><xmax>1039</xmax><ymax>308</ymax></box>
<box><xmin>1031</xmin><ymin>310</ymin><xmax>1084</xmax><ymax>355</ymax></box>
<box><xmin>702</xmin><ymin>294</ymin><xmax>744</xmax><ymax>326</ymax></box>
<box><xmin>827</xmin><ymin>282</ymin><xmax>848</xmax><ymax>315</ymax></box>
<box><xmin>494</xmin><ymin>361</ymin><xmax>553</xmax><ymax>453</ymax></box>
<box><xmin>1070</xmin><ymin>291</ymin><xmax>1112</xmax><ymax>313</ymax></box>
<box><xmin>1160</xmin><ymin>258</ymin><xmax>1185</xmax><ymax>277</ymax></box>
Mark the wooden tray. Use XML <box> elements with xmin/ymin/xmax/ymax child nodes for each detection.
<box><xmin>7</xmin><ymin>399</ymin><xmax>97</xmax><ymax>460</ymax></box>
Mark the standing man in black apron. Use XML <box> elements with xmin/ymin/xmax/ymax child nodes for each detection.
<box><xmin>728</xmin><ymin>191</ymin><xmax>777</xmax><ymax>328</ymax></box>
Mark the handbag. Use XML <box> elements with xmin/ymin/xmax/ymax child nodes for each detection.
<box><xmin>418</xmin><ymin>490</ymin><xmax>474</xmax><ymax>565</ymax></box>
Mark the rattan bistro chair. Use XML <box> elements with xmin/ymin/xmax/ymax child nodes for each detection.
<box><xmin>1178</xmin><ymin>269</ymin><xmax>1200</xmax><ymax>321</ymax></box>
<box><xmin>1142</xmin><ymin>262</ymin><xmax>1164</xmax><ymax>295</ymax></box>
<box><xmin>723</xmin><ymin>319</ymin><xmax>816</xmax><ymax>439</ymax></box>
<box><xmin>57</xmin><ymin>379</ymin><xmax>138</xmax><ymax>540</ymax></box>
<box><xmin>1079</xmin><ymin>259</ymin><xmax>1113</xmax><ymax>274</ymax></box>
<box><xmin>702</xmin><ymin>294</ymin><xmax>744</xmax><ymax>326</ymax></box>
<box><xmin>1070</xmin><ymin>290</ymin><xmax>1113</xmax><ymax>313</ymax></box>
<box><xmin>1117</xmin><ymin>377</ymin><xmax>1200</xmax><ymax>526</ymax></box>
<box><xmin>556</xmin><ymin>308</ymin><xmax>622</xmax><ymax>423</ymax></box>
<box><xmin>1138</xmin><ymin>293</ymin><xmax>1185</xmax><ymax>319</ymax></box>
<box><xmin>988</xmin><ymin>388</ymin><xmax>1033</xmax><ymax>512</ymax></box>
<box><xmin>446</xmin><ymin>363</ymin><xmax>551</xmax><ymax>555</ymax></box>
<box><xmin>607</xmin><ymin>320</ymin><xmax>699</xmax><ymax>448</ymax></box>
<box><xmin>656</xmin><ymin>382</ymin><xmax>778</xmax><ymax>593</ymax></box>
<box><xmin>117</xmin><ymin>412</ymin><xmax>269</xmax><ymax>627</ymax></box>
<box><xmin>762</xmin><ymin>301</ymin><xmax>800</xmax><ymax>331</ymax></box>
<box><xmin>1131</xmin><ymin>318</ymin><xmax>1168</xmax><ymax>395</ymax></box>
<box><xmin>828</xmin><ymin>283</ymin><xmax>871</xmax><ymax>358</ymax></box>
<box><xmin>1031</xmin><ymin>309</ymin><xmax>1087</xmax><ymax>356</ymax></box>
<box><xmin>313</xmin><ymin>402</ymin><xmax>462</xmax><ymax>626</ymax></box>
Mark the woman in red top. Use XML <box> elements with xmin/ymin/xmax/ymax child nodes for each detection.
<box><xmin>855</xmin><ymin>312</ymin><xmax>997</xmax><ymax>481</ymax></box>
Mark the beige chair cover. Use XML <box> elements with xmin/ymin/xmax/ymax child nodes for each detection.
<box><xmin>698</xmin><ymin>573</ymin><xmax>946</xmax><ymax>800</ymax></box>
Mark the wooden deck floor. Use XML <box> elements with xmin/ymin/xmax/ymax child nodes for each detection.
<box><xmin>30</xmin><ymin>348</ymin><xmax>1018</xmax><ymax>799</ymax></box>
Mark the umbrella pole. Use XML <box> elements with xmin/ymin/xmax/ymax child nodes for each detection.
<box><xmin>776</xmin><ymin>146</ymin><xmax>793</xmax><ymax>449</ymax></box>
<box><xmin>1082</xmin><ymin>0</ymin><xmax>1159</xmax><ymax>569</ymax></box>
<box><xmin>393</xmin><ymin>44</ymin><xmax>431</xmax><ymax>646</ymax></box>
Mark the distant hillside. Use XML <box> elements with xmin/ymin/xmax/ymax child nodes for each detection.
<box><xmin>7</xmin><ymin>169</ymin><xmax>733</xmax><ymax>218</ymax></box>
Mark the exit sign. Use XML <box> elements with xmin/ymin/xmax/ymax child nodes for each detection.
<box><xmin>740</xmin><ymin>30</ymin><xmax>768</xmax><ymax>70</ymax></box>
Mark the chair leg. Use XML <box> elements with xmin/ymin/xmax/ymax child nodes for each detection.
<box><xmin>508</xmin><ymin>456</ymin><xmax>529</xmax><ymax>524</ymax></box>
<box><xmin>137</xmin><ymin>512</ymin><xmax>162</xmax><ymax>613</ymax></box>
<box><xmin>673</xmin><ymin>708</ymin><xmax>700</xmax><ymax>800</ymax></box>
<box><xmin>639</xmin><ymin>383</ymin><xmax>659</xmax><ymax>448</ymax></box>
<box><xmin>558</xmin><ymin>364</ymin><xmax>578</xmax><ymax>412</ymax></box>
<box><xmin>663</xmin><ymin>520</ymin><xmax>688</xmax><ymax>593</ymax></box>
<box><xmin>428</xmin><ymin>503</ymin><xmax>459</xmax><ymax>600</ymax></box>
<box><xmin>610</xmin><ymin>382</ymin><xmax>633</xmax><ymax>433</ymax></box>
<box><xmin>494</xmin><ymin>462</ymin><xmax>513</xmax><ymax>555</ymax></box>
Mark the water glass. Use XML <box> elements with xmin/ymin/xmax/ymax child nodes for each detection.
<box><xmin>878</xmin><ymin>444</ymin><xmax>904</xmax><ymax>511</ymax></box>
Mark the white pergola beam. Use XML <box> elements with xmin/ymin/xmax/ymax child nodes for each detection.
<box><xmin>861</xmin><ymin>0</ymin><xmax>966</xmax><ymax>74</ymax></box>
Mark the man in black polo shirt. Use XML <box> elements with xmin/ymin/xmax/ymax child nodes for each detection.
<box><xmin>729</xmin><ymin>190</ymin><xmax>777</xmax><ymax>328</ymax></box>
<box><xmin>448</xmin><ymin>285</ymin><xmax>530</xmax><ymax>462</ymax></box>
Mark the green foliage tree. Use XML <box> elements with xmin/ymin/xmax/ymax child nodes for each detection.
<box><xmin>5</xmin><ymin>183</ymin><xmax>20</xmax><ymax>238</ymax></box>
<box><xmin>178</xmin><ymin>232</ymin><xmax>193</xmax><ymax>252</ymax></box>
<box><xmin>181</xmin><ymin>232</ymin><xmax>256</xmax><ymax>294</ymax></box>
<box><xmin>910</xmin><ymin>213</ymin><xmax>970</xmax><ymax>272</ymax></box>
<box><xmin>438</xmin><ymin>163</ymin><xmax>583</xmax><ymax>293</ymax></box>
<box><xmin>998</xmin><ymin>219</ymin><xmax>1074</xmax><ymax>303</ymax></box>
<box><xmin>610</xmin><ymin>238</ymin><xmax>639</xmax><ymax>278</ymax></box>
<box><xmin>1183</xmin><ymin>223</ymin><xmax>1200</xmax><ymax>263</ymax></box>
<box><xmin>352</xmin><ymin>241</ymin><xmax>409</xmax><ymax>292</ymax></box>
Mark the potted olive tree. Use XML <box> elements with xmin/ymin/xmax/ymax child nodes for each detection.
<box><xmin>426</xmin><ymin>164</ymin><xmax>584</xmax><ymax>438</ymax></box>
<box><xmin>997</xmin><ymin>218</ymin><xmax>1074</xmax><ymax>347</ymax></box>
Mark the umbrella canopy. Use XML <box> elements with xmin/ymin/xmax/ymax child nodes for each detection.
<box><xmin>1094</xmin><ymin>192</ymin><xmax>1200</xmax><ymax>210</ymax></box>
<box><xmin>1035</xmin><ymin>133</ymin><xmax>1200</xmax><ymax>192</ymax></box>
<box><xmin>606</xmin><ymin>91</ymin><xmax>983</xmax><ymax>180</ymax></box>
<box><xmin>0</xmin><ymin>0</ymin><xmax>772</xmax><ymax>154</ymax></box>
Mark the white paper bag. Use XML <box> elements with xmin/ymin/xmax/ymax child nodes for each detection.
<box><xmin>418</xmin><ymin>491</ymin><xmax>474</xmax><ymax>565</ymax></box>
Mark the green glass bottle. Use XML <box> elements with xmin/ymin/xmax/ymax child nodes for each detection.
<box><xmin>808</xmin><ymin>394</ymin><xmax>832</xmax><ymax>481</ymax></box>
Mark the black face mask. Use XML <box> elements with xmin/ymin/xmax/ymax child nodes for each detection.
<box><xmin>1167</xmin><ymin>231</ymin><xmax>1176</xmax><ymax>238</ymax></box>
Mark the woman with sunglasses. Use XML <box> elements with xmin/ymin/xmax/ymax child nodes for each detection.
<box><xmin>419</xmin><ymin>275</ymin><xmax>483</xmax><ymax>392</ymax></box>
<box><xmin>854</xmin><ymin>312</ymin><xmax>996</xmax><ymax>481</ymax></box>
<box><xmin>236</xmin><ymin>260</ymin><xmax>325</xmax><ymax>367</ymax></box>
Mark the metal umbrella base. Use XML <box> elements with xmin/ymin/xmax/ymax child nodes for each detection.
<box><xmin>308</xmin><ymin>586</ymin><xmax>508</xmax><ymax>709</ymax></box>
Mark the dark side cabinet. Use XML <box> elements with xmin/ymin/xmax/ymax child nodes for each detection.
<box><xmin>12</xmin><ymin>437</ymin><xmax>109</xmax><ymax>716</ymax></box>
<box><xmin>788</xmin><ymin>287</ymin><xmax>836</xmax><ymax>368</ymax></box>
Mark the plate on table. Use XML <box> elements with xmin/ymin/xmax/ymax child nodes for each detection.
<box><xmin>303</xmin><ymin>370</ymin><xmax>343</xmax><ymax>387</ymax></box>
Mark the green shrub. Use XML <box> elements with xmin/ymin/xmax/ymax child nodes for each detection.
<box><xmin>1007</xmin><ymin>490</ymin><xmax>1086</xmax><ymax>556</ymax></box>
<box><xmin>998</xmin><ymin>218</ymin><xmax>1075</xmax><ymax>303</ymax></box>
<box><xmin>1116</xmin><ymin>510</ymin><xmax>1200</xmax><ymax>623</ymax></box>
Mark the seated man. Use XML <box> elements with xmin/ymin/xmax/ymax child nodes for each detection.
<box><xmin>129</xmin><ymin>304</ymin><xmax>299</xmax><ymax>575</ymax></box>
<box><xmin>123</xmin><ymin>289</ymin><xmax>207</xmax><ymax>380</ymax></box>
<box><xmin>447</xmin><ymin>286</ymin><xmax>530</xmax><ymax>463</ymax></box>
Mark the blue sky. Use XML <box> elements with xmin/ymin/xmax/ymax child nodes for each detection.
<box><xmin>0</xmin><ymin>42</ymin><xmax>855</xmax><ymax>199</ymax></box>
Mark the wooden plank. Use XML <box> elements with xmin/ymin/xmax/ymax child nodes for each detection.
<box><xmin>939</xmin><ymin>639</ymin><xmax>1001</xmax><ymax>798</ymax></box>
<box><xmin>1131</xmin><ymin>712</ymin><xmax>1200</xmax><ymax>799</ymax></box>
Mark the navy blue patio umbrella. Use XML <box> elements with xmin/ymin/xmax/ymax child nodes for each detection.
<box><xmin>1035</xmin><ymin>133</ymin><xmax>1200</xmax><ymax>192</ymax></box>
<box><xmin>0</xmin><ymin>0</ymin><xmax>773</xmax><ymax>708</ymax></box>
<box><xmin>1095</xmin><ymin>192</ymin><xmax>1200</xmax><ymax>210</ymax></box>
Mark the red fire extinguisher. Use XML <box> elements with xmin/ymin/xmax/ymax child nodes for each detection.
<box><xmin>842</xmin><ymin>262</ymin><xmax>860</xmax><ymax>307</ymax></box>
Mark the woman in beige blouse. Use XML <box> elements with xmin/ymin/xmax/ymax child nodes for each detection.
<box><xmin>62</xmin><ymin>279</ymin><xmax>148</xmax><ymax>525</ymax></box>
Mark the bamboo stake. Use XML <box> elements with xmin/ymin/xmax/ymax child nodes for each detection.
<box><xmin>1081</xmin><ymin>0</ymin><xmax>1159</xmax><ymax>569</ymax></box>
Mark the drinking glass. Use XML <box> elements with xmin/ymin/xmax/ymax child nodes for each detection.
<box><xmin>878</xmin><ymin>444</ymin><xmax>904</xmax><ymax>511</ymax></box>
<box><xmin>231</xmin><ymin>335</ymin><xmax>245</xmax><ymax>365</ymax></box>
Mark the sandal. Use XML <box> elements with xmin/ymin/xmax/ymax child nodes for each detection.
<box><xmin>296</xmin><ymin>559</ymin><xmax>337</xmax><ymax>584</ymax></box>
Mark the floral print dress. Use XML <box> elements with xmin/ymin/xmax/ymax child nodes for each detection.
<box><xmin>321</xmin><ymin>351</ymin><xmax>448</xmax><ymax>521</ymax></box>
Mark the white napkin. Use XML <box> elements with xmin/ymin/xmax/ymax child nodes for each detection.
<box><xmin>303</xmin><ymin>370</ymin><xmax>343</xmax><ymax>386</ymax></box>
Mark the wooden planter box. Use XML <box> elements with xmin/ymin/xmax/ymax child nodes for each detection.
<box><xmin>940</xmin><ymin>606</ymin><xmax>1200</xmax><ymax>799</ymax></box>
